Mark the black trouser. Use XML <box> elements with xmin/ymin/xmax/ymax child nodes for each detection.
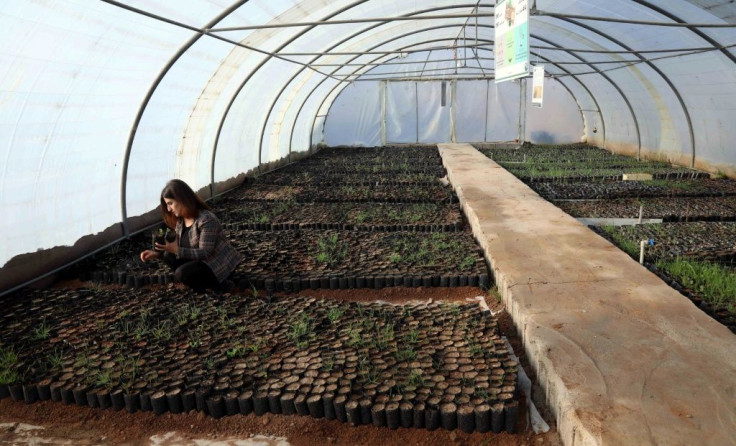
<box><xmin>162</xmin><ymin>252</ymin><xmax>220</xmax><ymax>291</ymax></box>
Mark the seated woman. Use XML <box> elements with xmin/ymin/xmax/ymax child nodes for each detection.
<box><xmin>140</xmin><ymin>179</ymin><xmax>243</xmax><ymax>292</ymax></box>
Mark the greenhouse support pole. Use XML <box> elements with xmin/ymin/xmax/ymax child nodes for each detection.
<box><xmin>484</xmin><ymin>80</ymin><xmax>490</xmax><ymax>142</ymax></box>
<box><xmin>381</xmin><ymin>81</ymin><xmax>387</xmax><ymax>145</ymax></box>
<box><xmin>518</xmin><ymin>79</ymin><xmax>527</xmax><ymax>144</ymax></box>
<box><xmin>415</xmin><ymin>82</ymin><xmax>420</xmax><ymax>143</ymax></box>
<box><xmin>450</xmin><ymin>80</ymin><xmax>457</xmax><ymax>143</ymax></box>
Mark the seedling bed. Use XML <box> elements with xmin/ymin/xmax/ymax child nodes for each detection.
<box><xmin>217</xmin><ymin>201</ymin><xmax>463</xmax><ymax>230</ymax></box>
<box><xmin>227</xmin><ymin>183</ymin><xmax>455</xmax><ymax>203</ymax></box>
<box><xmin>304</xmin><ymin>145</ymin><xmax>442</xmax><ymax>164</ymax></box>
<box><xmin>595</xmin><ymin>222</ymin><xmax>736</xmax><ymax>263</ymax></box>
<box><xmin>477</xmin><ymin>143</ymin><xmax>707</xmax><ymax>182</ymax></box>
<box><xmin>0</xmin><ymin>287</ymin><xmax>518</xmax><ymax>433</ymax></box>
<box><xmin>477</xmin><ymin>143</ymin><xmax>654</xmax><ymax>163</ymax></box>
<box><xmin>75</xmin><ymin>230</ymin><xmax>490</xmax><ymax>291</ymax></box>
<box><xmin>531</xmin><ymin>179</ymin><xmax>736</xmax><ymax>200</ymax></box>
<box><xmin>250</xmin><ymin>171</ymin><xmax>441</xmax><ymax>186</ymax></box>
<box><xmin>278</xmin><ymin>165</ymin><xmax>446</xmax><ymax>176</ymax></box>
<box><xmin>555</xmin><ymin>196</ymin><xmax>736</xmax><ymax>222</ymax></box>
<box><xmin>504</xmin><ymin>168</ymin><xmax>706</xmax><ymax>183</ymax></box>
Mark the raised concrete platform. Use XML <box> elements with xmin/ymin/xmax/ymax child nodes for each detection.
<box><xmin>438</xmin><ymin>144</ymin><xmax>736</xmax><ymax>446</ymax></box>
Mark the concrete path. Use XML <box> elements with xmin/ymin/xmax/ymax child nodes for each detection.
<box><xmin>438</xmin><ymin>144</ymin><xmax>736</xmax><ymax>446</ymax></box>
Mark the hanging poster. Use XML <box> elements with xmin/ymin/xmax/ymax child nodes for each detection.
<box><xmin>494</xmin><ymin>0</ymin><xmax>530</xmax><ymax>83</ymax></box>
<box><xmin>532</xmin><ymin>65</ymin><xmax>544</xmax><ymax>107</ymax></box>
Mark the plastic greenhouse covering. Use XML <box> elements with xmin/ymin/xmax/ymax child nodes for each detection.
<box><xmin>1</xmin><ymin>0</ymin><xmax>735</xmax><ymax>293</ymax></box>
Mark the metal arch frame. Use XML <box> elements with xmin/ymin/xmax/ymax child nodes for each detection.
<box><xmin>551</xmin><ymin>17</ymin><xmax>696</xmax><ymax>166</ymax></box>
<box><xmin>254</xmin><ymin>4</ymin><xmax>485</xmax><ymax>170</ymax></box>
<box><xmin>301</xmin><ymin>32</ymin><xmax>605</xmax><ymax>148</ymax></box>
<box><xmin>528</xmin><ymin>34</ymin><xmax>641</xmax><ymax>158</ymax></box>
<box><xmin>633</xmin><ymin>0</ymin><xmax>736</xmax><ymax>65</ymax></box>
<box><xmin>630</xmin><ymin>0</ymin><xmax>736</xmax><ymax>166</ymax></box>
<box><xmin>115</xmin><ymin>0</ymin><xmax>716</xmax><ymax>217</ymax></box>
<box><xmin>211</xmin><ymin>2</ymin><xmax>485</xmax><ymax>196</ymax></box>
<box><xmin>208</xmin><ymin>0</ymin><xmax>374</xmax><ymax>196</ymax></box>
<box><xmin>292</xmin><ymin>24</ymin><xmax>614</xmax><ymax>154</ymax></box>
<box><xmin>118</xmin><ymin>0</ymin><xmax>252</xmax><ymax>236</ymax></box>
<box><xmin>295</xmin><ymin>0</ymin><xmax>736</xmax><ymax>159</ymax></box>
<box><xmin>209</xmin><ymin>0</ymin><xmax>466</xmax><ymax>195</ymax></box>
<box><xmin>317</xmin><ymin>45</ymin><xmax>608</xmax><ymax>147</ymax></box>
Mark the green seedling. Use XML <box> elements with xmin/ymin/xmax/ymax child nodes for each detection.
<box><xmin>30</xmin><ymin>319</ymin><xmax>51</xmax><ymax>341</ymax></box>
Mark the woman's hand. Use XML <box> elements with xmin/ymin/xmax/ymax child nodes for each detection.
<box><xmin>140</xmin><ymin>249</ymin><xmax>161</xmax><ymax>262</ymax></box>
<box><xmin>155</xmin><ymin>239</ymin><xmax>179</xmax><ymax>256</ymax></box>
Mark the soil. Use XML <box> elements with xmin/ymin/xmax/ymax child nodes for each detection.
<box><xmin>0</xmin><ymin>286</ymin><xmax>560</xmax><ymax>446</ymax></box>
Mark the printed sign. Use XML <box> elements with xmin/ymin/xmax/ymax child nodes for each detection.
<box><xmin>532</xmin><ymin>65</ymin><xmax>544</xmax><ymax>107</ymax></box>
<box><xmin>494</xmin><ymin>0</ymin><xmax>530</xmax><ymax>83</ymax></box>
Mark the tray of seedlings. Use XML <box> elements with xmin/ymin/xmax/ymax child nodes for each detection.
<box><xmin>554</xmin><ymin>196</ymin><xmax>736</xmax><ymax>222</ymax></box>
<box><xmin>0</xmin><ymin>287</ymin><xmax>518</xmax><ymax>433</ymax></box>
<box><xmin>531</xmin><ymin>178</ymin><xmax>736</xmax><ymax>200</ymax></box>
<box><xmin>73</xmin><ymin>229</ymin><xmax>489</xmax><ymax>292</ymax></box>
<box><xmin>227</xmin><ymin>183</ymin><xmax>455</xmax><ymax>204</ymax></box>
<box><xmin>217</xmin><ymin>201</ymin><xmax>463</xmax><ymax>232</ymax></box>
<box><xmin>477</xmin><ymin>143</ymin><xmax>708</xmax><ymax>183</ymax></box>
<box><xmin>250</xmin><ymin>171</ymin><xmax>442</xmax><ymax>186</ymax></box>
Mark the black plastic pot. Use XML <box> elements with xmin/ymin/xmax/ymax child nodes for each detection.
<box><xmin>474</xmin><ymin>403</ymin><xmax>491</xmax><ymax>433</ymax></box>
<box><xmin>85</xmin><ymin>389</ymin><xmax>99</xmax><ymax>408</ymax></box>
<box><xmin>359</xmin><ymin>398</ymin><xmax>372</xmax><ymax>425</ymax></box>
<box><xmin>166</xmin><ymin>389</ymin><xmax>182</xmax><ymax>414</ymax></box>
<box><xmin>268</xmin><ymin>390</ymin><xmax>282</xmax><ymax>414</ymax></box>
<box><xmin>60</xmin><ymin>385</ymin><xmax>75</xmax><ymax>405</ymax></box>
<box><xmin>49</xmin><ymin>382</ymin><xmax>63</xmax><ymax>402</ymax></box>
<box><xmin>504</xmin><ymin>400</ymin><xmax>519</xmax><ymax>433</ymax></box>
<box><xmin>23</xmin><ymin>384</ymin><xmax>39</xmax><ymax>404</ymax></box>
<box><xmin>237</xmin><ymin>390</ymin><xmax>254</xmax><ymax>415</ymax></box>
<box><xmin>322</xmin><ymin>392</ymin><xmax>336</xmax><ymax>420</ymax></box>
<box><xmin>181</xmin><ymin>389</ymin><xmax>196</xmax><ymax>413</ymax></box>
<box><xmin>385</xmin><ymin>402</ymin><xmax>400</xmax><ymax>429</ymax></box>
<box><xmin>279</xmin><ymin>392</ymin><xmax>296</xmax><ymax>415</ymax></box>
<box><xmin>368</xmin><ymin>403</ymin><xmax>386</xmax><ymax>429</ymax></box>
<box><xmin>457</xmin><ymin>404</ymin><xmax>475</xmax><ymax>433</ymax></box>
<box><xmin>97</xmin><ymin>389</ymin><xmax>113</xmax><ymax>410</ymax></box>
<box><xmin>490</xmin><ymin>402</ymin><xmax>504</xmax><ymax>433</ymax></box>
<box><xmin>72</xmin><ymin>384</ymin><xmax>89</xmax><ymax>406</ymax></box>
<box><xmin>293</xmin><ymin>394</ymin><xmax>309</xmax><ymax>416</ymax></box>
<box><xmin>224</xmin><ymin>392</ymin><xmax>239</xmax><ymax>416</ymax></box>
<box><xmin>345</xmin><ymin>400</ymin><xmax>361</xmax><ymax>426</ymax></box>
<box><xmin>307</xmin><ymin>394</ymin><xmax>324</xmax><ymax>418</ymax></box>
<box><xmin>36</xmin><ymin>379</ymin><xmax>52</xmax><ymax>401</ymax></box>
<box><xmin>110</xmin><ymin>389</ymin><xmax>125</xmax><ymax>411</ymax></box>
<box><xmin>440</xmin><ymin>403</ymin><xmax>457</xmax><ymax>430</ymax></box>
<box><xmin>124</xmin><ymin>391</ymin><xmax>139</xmax><ymax>413</ymax></box>
<box><xmin>139</xmin><ymin>392</ymin><xmax>152</xmax><ymax>412</ymax></box>
<box><xmin>195</xmin><ymin>388</ymin><xmax>210</xmax><ymax>413</ymax></box>
<box><xmin>425</xmin><ymin>406</ymin><xmax>440</xmax><ymax>431</ymax></box>
<box><xmin>151</xmin><ymin>390</ymin><xmax>167</xmax><ymax>415</ymax></box>
<box><xmin>333</xmin><ymin>394</ymin><xmax>347</xmax><ymax>422</ymax></box>
<box><xmin>206</xmin><ymin>395</ymin><xmax>225</xmax><ymax>419</ymax></box>
<box><xmin>253</xmin><ymin>390</ymin><xmax>269</xmax><ymax>415</ymax></box>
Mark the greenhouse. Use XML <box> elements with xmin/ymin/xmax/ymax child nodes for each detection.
<box><xmin>0</xmin><ymin>1</ymin><xmax>734</xmax><ymax>445</ymax></box>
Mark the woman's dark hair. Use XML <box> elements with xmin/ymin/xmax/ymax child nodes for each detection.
<box><xmin>160</xmin><ymin>179</ymin><xmax>210</xmax><ymax>228</ymax></box>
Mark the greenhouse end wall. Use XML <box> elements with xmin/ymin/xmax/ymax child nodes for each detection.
<box><xmin>324</xmin><ymin>79</ymin><xmax>584</xmax><ymax>145</ymax></box>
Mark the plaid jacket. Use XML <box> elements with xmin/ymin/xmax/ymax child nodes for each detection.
<box><xmin>175</xmin><ymin>210</ymin><xmax>243</xmax><ymax>283</ymax></box>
